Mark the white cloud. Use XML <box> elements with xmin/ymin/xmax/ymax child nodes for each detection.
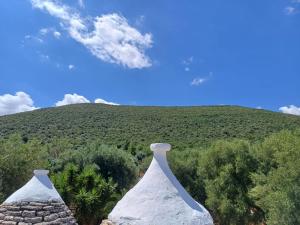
<box><xmin>284</xmin><ymin>6</ymin><xmax>297</xmax><ymax>15</ymax></box>
<box><xmin>135</xmin><ymin>15</ymin><xmax>145</xmax><ymax>26</ymax></box>
<box><xmin>182</xmin><ymin>56</ymin><xmax>194</xmax><ymax>66</ymax></box>
<box><xmin>39</xmin><ymin>27</ymin><xmax>49</xmax><ymax>35</ymax></box>
<box><xmin>39</xmin><ymin>53</ymin><xmax>50</xmax><ymax>60</ymax></box>
<box><xmin>55</xmin><ymin>93</ymin><xmax>119</xmax><ymax>106</ymax></box>
<box><xmin>0</xmin><ymin>92</ymin><xmax>38</xmax><ymax>116</ymax></box>
<box><xmin>24</xmin><ymin>34</ymin><xmax>44</xmax><ymax>43</ymax></box>
<box><xmin>279</xmin><ymin>105</ymin><xmax>300</xmax><ymax>116</ymax></box>
<box><xmin>53</xmin><ymin>31</ymin><xmax>61</xmax><ymax>39</ymax></box>
<box><xmin>190</xmin><ymin>78</ymin><xmax>207</xmax><ymax>86</ymax></box>
<box><xmin>39</xmin><ymin>27</ymin><xmax>61</xmax><ymax>39</ymax></box>
<box><xmin>182</xmin><ymin>57</ymin><xmax>195</xmax><ymax>72</ymax></box>
<box><xmin>31</xmin><ymin>0</ymin><xmax>153</xmax><ymax>69</ymax></box>
<box><xmin>94</xmin><ymin>98</ymin><xmax>119</xmax><ymax>105</ymax></box>
<box><xmin>55</xmin><ymin>93</ymin><xmax>90</xmax><ymax>106</ymax></box>
<box><xmin>68</xmin><ymin>64</ymin><xmax>75</xmax><ymax>70</ymax></box>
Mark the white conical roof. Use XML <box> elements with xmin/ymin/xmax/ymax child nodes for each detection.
<box><xmin>4</xmin><ymin>169</ymin><xmax>63</xmax><ymax>203</ymax></box>
<box><xmin>109</xmin><ymin>143</ymin><xmax>214</xmax><ymax>225</ymax></box>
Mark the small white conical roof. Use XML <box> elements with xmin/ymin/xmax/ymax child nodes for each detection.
<box><xmin>109</xmin><ymin>143</ymin><xmax>213</xmax><ymax>225</ymax></box>
<box><xmin>4</xmin><ymin>169</ymin><xmax>63</xmax><ymax>203</ymax></box>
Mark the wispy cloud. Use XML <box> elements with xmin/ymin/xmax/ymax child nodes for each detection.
<box><xmin>279</xmin><ymin>105</ymin><xmax>300</xmax><ymax>115</ymax></box>
<box><xmin>24</xmin><ymin>34</ymin><xmax>44</xmax><ymax>43</ymax></box>
<box><xmin>190</xmin><ymin>77</ymin><xmax>207</xmax><ymax>86</ymax></box>
<box><xmin>284</xmin><ymin>0</ymin><xmax>300</xmax><ymax>15</ymax></box>
<box><xmin>37</xmin><ymin>52</ymin><xmax>50</xmax><ymax>62</ymax></box>
<box><xmin>39</xmin><ymin>27</ymin><xmax>61</xmax><ymax>39</ymax></box>
<box><xmin>30</xmin><ymin>0</ymin><xmax>153</xmax><ymax>69</ymax></box>
<box><xmin>78</xmin><ymin>0</ymin><xmax>84</xmax><ymax>8</ymax></box>
<box><xmin>182</xmin><ymin>56</ymin><xmax>194</xmax><ymax>66</ymax></box>
<box><xmin>135</xmin><ymin>15</ymin><xmax>145</xmax><ymax>27</ymax></box>
<box><xmin>182</xmin><ymin>56</ymin><xmax>194</xmax><ymax>72</ymax></box>
<box><xmin>39</xmin><ymin>28</ymin><xmax>49</xmax><ymax>35</ymax></box>
<box><xmin>190</xmin><ymin>72</ymin><xmax>212</xmax><ymax>86</ymax></box>
<box><xmin>24</xmin><ymin>27</ymin><xmax>61</xmax><ymax>46</ymax></box>
<box><xmin>0</xmin><ymin>92</ymin><xmax>38</xmax><ymax>116</ymax></box>
<box><xmin>53</xmin><ymin>31</ymin><xmax>61</xmax><ymax>39</ymax></box>
<box><xmin>284</xmin><ymin>6</ymin><xmax>297</xmax><ymax>15</ymax></box>
<box><xmin>68</xmin><ymin>64</ymin><xmax>75</xmax><ymax>70</ymax></box>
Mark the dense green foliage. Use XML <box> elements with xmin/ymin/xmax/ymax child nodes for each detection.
<box><xmin>1</xmin><ymin>131</ymin><xmax>300</xmax><ymax>225</ymax></box>
<box><xmin>51</xmin><ymin>142</ymin><xmax>138</xmax><ymax>190</ymax></box>
<box><xmin>250</xmin><ymin>131</ymin><xmax>300</xmax><ymax>225</ymax></box>
<box><xmin>168</xmin><ymin>131</ymin><xmax>300</xmax><ymax>225</ymax></box>
<box><xmin>52</xmin><ymin>164</ymin><xmax>117</xmax><ymax>225</ymax></box>
<box><xmin>0</xmin><ymin>105</ymin><xmax>300</xmax><ymax>225</ymax></box>
<box><xmin>0</xmin><ymin>104</ymin><xmax>300</xmax><ymax>150</ymax></box>
<box><xmin>197</xmin><ymin>140</ymin><xmax>260</xmax><ymax>225</ymax></box>
<box><xmin>50</xmin><ymin>141</ymin><xmax>138</xmax><ymax>225</ymax></box>
<box><xmin>0</xmin><ymin>134</ymin><xmax>48</xmax><ymax>202</ymax></box>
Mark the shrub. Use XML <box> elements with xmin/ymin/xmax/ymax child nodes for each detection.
<box><xmin>52</xmin><ymin>164</ymin><xmax>117</xmax><ymax>225</ymax></box>
<box><xmin>250</xmin><ymin>130</ymin><xmax>300</xmax><ymax>225</ymax></box>
<box><xmin>0</xmin><ymin>134</ymin><xmax>48</xmax><ymax>202</ymax></box>
<box><xmin>197</xmin><ymin>140</ymin><xmax>261</xmax><ymax>225</ymax></box>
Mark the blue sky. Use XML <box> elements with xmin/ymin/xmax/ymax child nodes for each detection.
<box><xmin>0</xmin><ymin>0</ymin><xmax>300</xmax><ymax>115</ymax></box>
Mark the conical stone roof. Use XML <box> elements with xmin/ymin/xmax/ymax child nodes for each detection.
<box><xmin>0</xmin><ymin>170</ymin><xmax>77</xmax><ymax>225</ymax></box>
<box><xmin>108</xmin><ymin>143</ymin><xmax>214</xmax><ymax>225</ymax></box>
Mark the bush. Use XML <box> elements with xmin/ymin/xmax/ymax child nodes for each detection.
<box><xmin>197</xmin><ymin>140</ymin><xmax>261</xmax><ymax>225</ymax></box>
<box><xmin>250</xmin><ymin>130</ymin><xmax>300</xmax><ymax>225</ymax></box>
<box><xmin>0</xmin><ymin>134</ymin><xmax>48</xmax><ymax>202</ymax></box>
<box><xmin>168</xmin><ymin>149</ymin><xmax>206</xmax><ymax>203</ymax></box>
<box><xmin>52</xmin><ymin>141</ymin><xmax>138</xmax><ymax>191</ymax></box>
<box><xmin>52</xmin><ymin>164</ymin><xmax>117</xmax><ymax>225</ymax></box>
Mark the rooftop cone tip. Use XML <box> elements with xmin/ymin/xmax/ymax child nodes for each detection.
<box><xmin>1</xmin><ymin>170</ymin><xmax>77</xmax><ymax>225</ymax></box>
<box><xmin>4</xmin><ymin>169</ymin><xmax>63</xmax><ymax>203</ymax></box>
<box><xmin>108</xmin><ymin>143</ymin><xmax>214</xmax><ymax>225</ymax></box>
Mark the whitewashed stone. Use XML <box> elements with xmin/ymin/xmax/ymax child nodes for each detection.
<box><xmin>4</xmin><ymin>170</ymin><xmax>62</xmax><ymax>203</ymax></box>
<box><xmin>108</xmin><ymin>143</ymin><xmax>214</xmax><ymax>225</ymax></box>
<box><xmin>0</xmin><ymin>170</ymin><xmax>78</xmax><ymax>225</ymax></box>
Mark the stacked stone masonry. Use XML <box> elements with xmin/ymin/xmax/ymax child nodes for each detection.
<box><xmin>100</xmin><ymin>220</ymin><xmax>114</xmax><ymax>225</ymax></box>
<box><xmin>0</xmin><ymin>201</ymin><xmax>77</xmax><ymax>225</ymax></box>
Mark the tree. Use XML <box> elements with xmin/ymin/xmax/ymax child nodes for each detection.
<box><xmin>198</xmin><ymin>140</ymin><xmax>261</xmax><ymax>225</ymax></box>
<box><xmin>0</xmin><ymin>134</ymin><xmax>48</xmax><ymax>202</ymax></box>
<box><xmin>250</xmin><ymin>130</ymin><xmax>300</xmax><ymax>225</ymax></box>
<box><xmin>52</xmin><ymin>141</ymin><xmax>138</xmax><ymax>191</ymax></box>
<box><xmin>52</xmin><ymin>164</ymin><xmax>117</xmax><ymax>225</ymax></box>
<box><xmin>168</xmin><ymin>149</ymin><xmax>206</xmax><ymax>203</ymax></box>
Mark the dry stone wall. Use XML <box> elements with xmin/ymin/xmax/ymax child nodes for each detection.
<box><xmin>100</xmin><ymin>220</ymin><xmax>114</xmax><ymax>225</ymax></box>
<box><xmin>0</xmin><ymin>200</ymin><xmax>77</xmax><ymax>225</ymax></box>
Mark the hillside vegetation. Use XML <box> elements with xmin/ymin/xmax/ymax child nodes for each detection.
<box><xmin>0</xmin><ymin>105</ymin><xmax>300</xmax><ymax>225</ymax></box>
<box><xmin>0</xmin><ymin>104</ymin><xmax>300</xmax><ymax>149</ymax></box>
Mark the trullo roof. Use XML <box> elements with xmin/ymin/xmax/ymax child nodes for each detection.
<box><xmin>0</xmin><ymin>170</ymin><xmax>77</xmax><ymax>225</ymax></box>
<box><xmin>108</xmin><ymin>143</ymin><xmax>214</xmax><ymax>225</ymax></box>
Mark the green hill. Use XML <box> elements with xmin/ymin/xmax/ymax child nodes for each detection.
<box><xmin>0</xmin><ymin>104</ymin><xmax>300</xmax><ymax>149</ymax></box>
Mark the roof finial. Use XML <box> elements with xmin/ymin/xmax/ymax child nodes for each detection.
<box><xmin>150</xmin><ymin>143</ymin><xmax>171</xmax><ymax>154</ymax></box>
<box><xmin>34</xmin><ymin>169</ymin><xmax>49</xmax><ymax>176</ymax></box>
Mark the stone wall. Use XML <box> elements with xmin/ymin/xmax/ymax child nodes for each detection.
<box><xmin>0</xmin><ymin>200</ymin><xmax>77</xmax><ymax>225</ymax></box>
<box><xmin>100</xmin><ymin>220</ymin><xmax>114</xmax><ymax>225</ymax></box>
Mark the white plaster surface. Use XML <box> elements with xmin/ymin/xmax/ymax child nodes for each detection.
<box><xmin>109</xmin><ymin>143</ymin><xmax>214</xmax><ymax>225</ymax></box>
<box><xmin>4</xmin><ymin>170</ymin><xmax>63</xmax><ymax>203</ymax></box>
